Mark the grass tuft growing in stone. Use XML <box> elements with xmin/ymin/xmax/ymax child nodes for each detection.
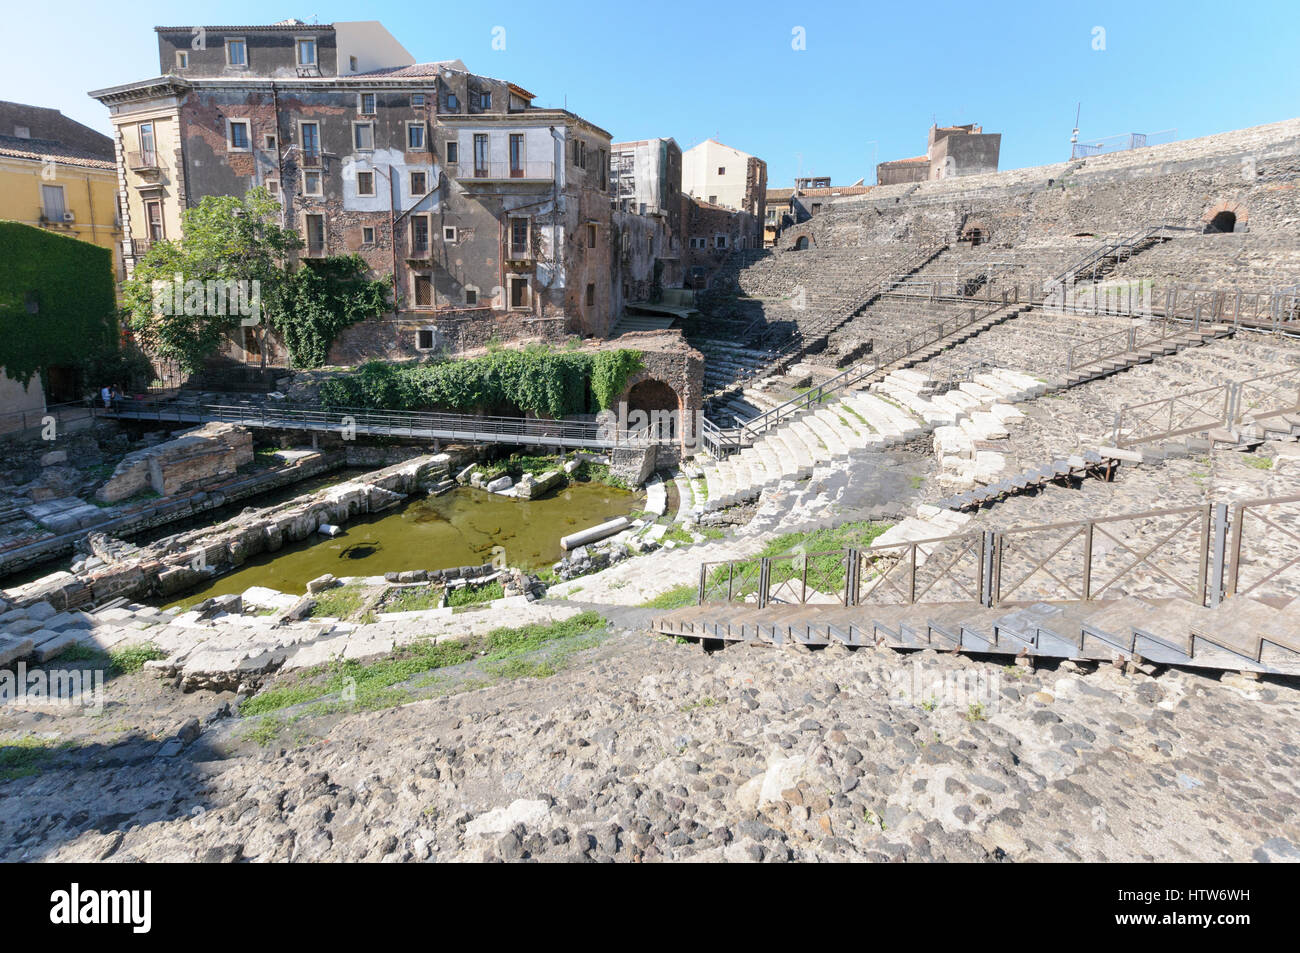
<box><xmin>640</xmin><ymin>584</ymin><xmax>700</xmax><ymax>610</ymax></box>
<box><xmin>446</xmin><ymin>580</ymin><xmax>505</xmax><ymax>608</ymax></box>
<box><xmin>307</xmin><ymin>584</ymin><xmax>369</xmax><ymax>620</ymax></box>
<box><xmin>107</xmin><ymin>643</ymin><xmax>166</xmax><ymax>675</ymax></box>
<box><xmin>240</xmin><ymin>611</ymin><xmax>610</xmax><ymax>719</ymax></box>
<box><xmin>0</xmin><ymin>737</ymin><xmax>68</xmax><ymax>781</ymax></box>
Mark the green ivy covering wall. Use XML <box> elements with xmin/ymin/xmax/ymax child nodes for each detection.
<box><xmin>0</xmin><ymin>222</ymin><xmax>118</xmax><ymax>386</ymax></box>
<box><xmin>319</xmin><ymin>346</ymin><xmax>644</xmax><ymax>418</ymax></box>
<box><xmin>266</xmin><ymin>256</ymin><xmax>392</xmax><ymax>369</ymax></box>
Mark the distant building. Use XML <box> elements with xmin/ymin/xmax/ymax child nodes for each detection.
<box><xmin>0</xmin><ymin>101</ymin><xmax>122</xmax><ymax>272</ymax></box>
<box><xmin>763</xmin><ymin>187</ymin><xmax>794</xmax><ymax>246</ymax></box>
<box><xmin>763</xmin><ymin>178</ymin><xmax>871</xmax><ymax>246</ymax></box>
<box><xmin>610</xmin><ymin>138</ymin><xmax>685</xmax><ymax>305</ymax></box>
<box><xmin>876</xmin><ymin>123</ymin><xmax>1001</xmax><ymax>185</ymax></box>
<box><xmin>681</xmin><ymin>139</ymin><xmax>766</xmax><ymax>239</ymax></box>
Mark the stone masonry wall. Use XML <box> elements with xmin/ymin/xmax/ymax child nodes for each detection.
<box><xmin>805</xmin><ymin>119</ymin><xmax>1300</xmax><ymax>250</ymax></box>
<box><xmin>95</xmin><ymin>423</ymin><xmax>254</xmax><ymax>504</ymax></box>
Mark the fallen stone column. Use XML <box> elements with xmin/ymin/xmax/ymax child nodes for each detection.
<box><xmin>561</xmin><ymin>517</ymin><xmax>631</xmax><ymax>551</ymax></box>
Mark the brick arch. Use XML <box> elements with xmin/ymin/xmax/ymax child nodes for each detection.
<box><xmin>1202</xmin><ymin>200</ymin><xmax>1248</xmax><ymax>233</ymax></box>
<box><xmin>788</xmin><ymin>231</ymin><xmax>815</xmax><ymax>251</ymax></box>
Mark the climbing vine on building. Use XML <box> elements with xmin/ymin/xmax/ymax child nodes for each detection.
<box><xmin>319</xmin><ymin>346</ymin><xmax>644</xmax><ymax>417</ymax></box>
<box><xmin>590</xmin><ymin>349</ymin><xmax>645</xmax><ymax>410</ymax></box>
<box><xmin>0</xmin><ymin>222</ymin><xmax>119</xmax><ymax>388</ymax></box>
<box><xmin>265</xmin><ymin>256</ymin><xmax>391</xmax><ymax>368</ymax></box>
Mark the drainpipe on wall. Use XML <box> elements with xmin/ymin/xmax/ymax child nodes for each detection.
<box><xmin>545</xmin><ymin>124</ymin><xmax>565</xmax><ymax>321</ymax></box>
<box><xmin>388</xmin><ymin>164</ymin><xmax>399</xmax><ymax>312</ymax></box>
<box><xmin>270</xmin><ymin>82</ymin><xmax>286</xmax><ymax>228</ymax></box>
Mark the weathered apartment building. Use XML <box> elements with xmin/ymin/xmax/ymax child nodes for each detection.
<box><xmin>611</xmin><ymin>136</ymin><xmax>764</xmax><ymax>292</ymax></box>
<box><xmin>876</xmin><ymin>123</ymin><xmax>1001</xmax><ymax>185</ymax></box>
<box><xmin>681</xmin><ymin>138</ymin><xmax>766</xmax><ymax>247</ymax></box>
<box><xmin>89</xmin><ymin>20</ymin><xmax>622</xmax><ymax>364</ymax></box>
<box><xmin>609</xmin><ymin>137</ymin><xmax>685</xmax><ymax>303</ymax></box>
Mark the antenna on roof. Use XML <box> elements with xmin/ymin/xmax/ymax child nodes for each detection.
<box><xmin>1071</xmin><ymin>103</ymin><xmax>1081</xmax><ymax>147</ymax></box>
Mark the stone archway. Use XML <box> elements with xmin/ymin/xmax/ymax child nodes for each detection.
<box><xmin>791</xmin><ymin>233</ymin><xmax>813</xmax><ymax>251</ymax></box>
<box><xmin>1203</xmin><ymin>201</ymin><xmax>1248</xmax><ymax>234</ymax></box>
<box><xmin>626</xmin><ymin>378</ymin><xmax>681</xmax><ymax>441</ymax></box>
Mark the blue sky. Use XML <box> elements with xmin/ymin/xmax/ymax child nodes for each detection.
<box><xmin>5</xmin><ymin>0</ymin><xmax>1297</xmax><ymax>185</ymax></box>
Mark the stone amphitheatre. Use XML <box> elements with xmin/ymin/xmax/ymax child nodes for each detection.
<box><xmin>2</xmin><ymin>118</ymin><xmax>1300</xmax><ymax>864</ymax></box>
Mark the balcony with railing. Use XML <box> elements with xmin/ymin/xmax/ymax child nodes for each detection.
<box><xmin>127</xmin><ymin>150</ymin><xmax>159</xmax><ymax>171</ymax></box>
<box><xmin>504</xmin><ymin>239</ymin><xmax>534</xmax><ymax>262</ymax></box>
<box><xmin>456</xmin><ymin>160</ymin><xmax>554</xmax><ymax>183</ymax></box>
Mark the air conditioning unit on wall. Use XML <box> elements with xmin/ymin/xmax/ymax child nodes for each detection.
<box><xmin>61</xmin><ymin>211</ymin><xmax>75</xmax><ymax>223</ymax></box>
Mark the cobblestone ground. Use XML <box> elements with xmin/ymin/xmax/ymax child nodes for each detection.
<box><xmin>3</xmin><ymin>625</ymin><xmax>1297</xmax><ymax>863</ymax></box>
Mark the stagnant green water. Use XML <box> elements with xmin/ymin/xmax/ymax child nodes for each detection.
<box><xmin>165</xmin><ymin>481</ymin><xmax>639</xmax><ymax>609</ymax></box>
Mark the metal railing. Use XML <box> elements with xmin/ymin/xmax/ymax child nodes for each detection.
<box><xmin>709</xmin><ymin>243</ymin><xmax>948</xmax><ymax>399</ymax></box>
<box><xmin>103</xmin><ymin>397</ymin><xmax>677</xmax><ymax>449</ymax></box>
<box><xmin>1226</xmin><ymin>493</ymin><xmax>1300</xmax><ymax>603</ymax></box>
<box><xmin>458</xmin><ymin>161</ymin><xmax>555</xmax><ymax>182</ymax></box>
<box><xmin>1113</xmin><ymin>366</ymin><xmax>1300</xmax><ymax>447</ymax></box>
<box><xmin>0</xmin><ymin>399</ymin><xmax>100</xmax><ymax>438</ymax></box>
<box><xmin>725</xmin><ymin>287</ymin><xmax>1021</xmax><ymax>444</ymax></box>
<box><xmin>1064</xmin><ymin>316</ymin><xmax>1186</xmax><ymax>372</ymax></box>
<box><xmin>1070</xmin><ymin>129</ymin><xmax>1177</xmax><ymax>159</ymax></box>
<box><xmin>993</xmin><ymin>504</ymin><xmax>1211</xmax><ymax>606</ymax></box>
<box><xmin>697</xmin><ymin>494</ymin><xmax>1300</xmax><ymax>611</ymax></box>
<box><xmin>127</xmin><ymin>150</ymin><xmax>159</xmax><ymax>171</ymax></box>
<box><xmin>1042</xmin><ymin>224</ymin><xmax>1183</xmax><ymax>301</ymax></box>
<box><xmin>1166</xmin><ymin>286</ymin><xmax>1300</xmax><ymax>333</ymax></box>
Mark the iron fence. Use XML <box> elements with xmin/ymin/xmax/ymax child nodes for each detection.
<box><xmin>856</xmin><ymin>532</ymin><xmax>988</xmax><ymax>607</ymax></box>
<box><xmin>1112</xmin><ymin>366</ymin><xmax>1300</xmax><ymax>447</ymax></box>
<box><xmin>695</xmin><ymin>495</ymin><xmax>1300</xmax><ymax>611</ymax></box>
<box><xmin>993</xmin><ymin>504</ymin><xmax>1211</xmax><ymax>606</ymax></box>
<box><xmin>1064</xmin><ymin>316</ymin><xmax>1180</xmax><ymax>372</ymax></box>
<box><xmin>1226</xmin><ymin>493</ymin><xmax>1300</xmax><ymax>604</ymax></box>
<box><xmin>105</xmin><ymin>397</ymin><xmax>676</xmax><ymax>449</ymax></box>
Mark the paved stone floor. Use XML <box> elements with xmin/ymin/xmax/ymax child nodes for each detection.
<box><xmin>3</xmin><ymin>628</ymin><xmax>1297</xmax><ymax>862</ymax></box>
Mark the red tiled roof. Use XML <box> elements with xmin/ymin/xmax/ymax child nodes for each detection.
<box><xmin>0</xmin><ymin>135</ymin><xmax>113</xmax><ymax>170</ymax></box>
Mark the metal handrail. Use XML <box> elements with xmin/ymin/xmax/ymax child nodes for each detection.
<box><xmin>691</xmin><ymin>494</ymin><xmax>1300</xmax><ymax>611</ymax></box>
<box><xmin>105</xmin><ymin>397</ymin><xmax>677</xmax><ymax>448</ymax></box>
<box><xmin>733</xmin><ymin>288</ymin><xmax>1019</xmax><ymax>441</ymax></box>
<box><xmin>1226</xmin><ymin>492</ymin><xmax>1300</xmax><ymax>601</ymax></box>
<box><xmin>0</xmin><ymin>398</ymin><xmax>100</xmax><ymax>437</ymax></box>
<box><xmin>1043</xmin><ymin>223</ymin><xmax>1181</xmax><ymax>296</ymax></box>
<box><xmin>712</xmin><ymin>243</ymin><xmax>948</xmax><ymax>397</ymax></box>
<box><xmin>1113</xmin><ymin>365</ymin><xmax>1300</xmax><ymax>447</ymax></box>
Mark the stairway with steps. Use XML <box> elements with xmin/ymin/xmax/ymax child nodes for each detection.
<box><xmin>609</xmin><ymin>313</ymin><xmax>678</xmax><ymax>336</ymax></box>
<box><xmin>694</xmin><ymin>244</ymin><xmax>947</xmax><ymax>403</ymax></box>
<box><xmin>650</xmin><ymin>591</ymin><xmax>1300</xmax><ymax>675</ymax></box>
<box><xmin>696</xmin><ymin>365</ymin><xmax>1045</xmax><ymax>511</ymax></box>
<box><xmin>1059</xmin><ymin>323</ymin><xmax>1236</xmax><ymax>387</ymax></box>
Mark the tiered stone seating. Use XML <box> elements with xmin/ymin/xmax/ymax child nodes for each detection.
<box><xmin>1102</xmin><ymin>233</ymin><xmax>1300</xmax><ymax>289</ymax></box>
<box><xmin>694</xmin><ymin>366</ymin><xmax>1039</xmax><ymax>510</ymax></box>
<box><xmin>690</xmin><ymin>244</ymin><xmax>940</xmax><ymax>399</ymax></box>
